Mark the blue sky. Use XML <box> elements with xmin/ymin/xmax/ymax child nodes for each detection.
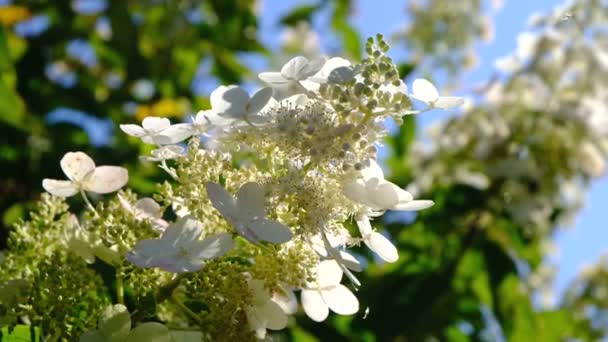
<box><xmin>259</xmin><ymin>0</ymin><xmax>607</xmax><ymax>301</ymax></box>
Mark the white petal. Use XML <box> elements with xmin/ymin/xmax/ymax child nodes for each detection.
<box><xmin>162</xmin><ymin>217</ymin><xmax>202</xmax><ymax>245</ymax></box>
<box><xmin>236</xmin><ymin>182</ymin><xmax>266</xmax><ymax>220</ymax></box>
<box><xmin>120</xmin><ymin>124</ymin><xmax>146</xmax><ymax>137</ymax></box>
<box><xmin>157</xmin><ymin>123</ymin><xmax>194</xmax><ymax>143</ymax></box>
<box><xmin>125</xmin><ymin>322</ymin><xmax>171</xmax><ymax>342</ymax></box>
<box><xmin>434</xmin><ymin>96</ymin><xmax>465</xmax><ymax>109</ymax></box>
<box><xmin>340</xmin><ymin>251</ymin><xmax>363</xmax><ymax>272</ymax></box>
<box><xmin>280</xmin><ymin>56</ymin><xmax>310</xmax><ymax>80</ymax></box>
<box><xmin>365</xmin><ymin>232</ymin><xmax>399</xmax><ymax>263</ymax></box>
<box><xmin>368</xmin><ymin>181</ymin><xmax>400</xmax><ymax>209</ymax></box>
<box><xmin>412</xmin><ymin>78</ymin><xmax>439</xmax><ymax>104</ymax></box>
<box><xmin>84</xmin><ymin>166</ymin><xmax>128</xmax><ymax>194</ymax></box>
<box><xmin>189</xmin><ymin>232</ymin><xmax>234</xmax><ymax>260</ymax></box>
<box><xmin>301</xmin><ymin>290</ymin><xmax>329</xmax><ymax>322</ymax></box>
<box><xmin>135</xmin><ymin>198</ymin><xmax>162</xmax><ymax>219</ymax></box>
<box><xmin>211</xmin><ymin>85</ymin><xmax>249</xmax><ymax>116</ymax></box>
<box><xmin>356</xmin><ymin>215</ymin><xmax>373</xmax><ymax>236</ymax></box>
<box><xmin>258</xmin><ymin>300</ymin><xmax>288</xmax><ymax>330</ymax></box>
<box><xmin>317</xmin><ymin>260</ymin><xmax>343</xmax><ymax>287</ymax></box>
<box><xmin>392</xmin><ymin>200</ymin><xmax>434</xmax><ymax>211</ymax></box>
<box><xmin>42</xmin><ymin>179</ymin><xmax>78</xmax><ymax>197</ymax></box>
<box><xmin>273</xmin><ymin>289</ymin><xmax>298</xmax><ymax>315</ymax></box>
<box><xmin>342</xmin><ymin>180</ymin><xmax>368</xmax><ymax>204</ymax></box>
<box><xmin>60</xmin><ymin>151</ymin><xmax>96</xmax><ymax>182</ymax></box>
<box><xmin>298</xmin><ymin>57</ymin><xmax>326</xmax><ymax>79</ymax></box>
<box><xmin>141</xmin><ymin>117</ymin><xmax>171</xmax><ymax>132</ymax></box>
<box><xmin>258</xmin><ymin>72</ymin><xmax>288</xmax><ymax>84</ymax></box>
<box><xmin>308</xmin><ymin>57</ymin><xmax>353</xmax><ymax>83</ymax></box>
<box><xmin>126</xmin><ymin>239</ymin><xmax>164</xmax><ymax>268</ymax></box>
<box><xmin>205</xmin><ymin>182</ymin><xmax>238</xmax><ymax>221</ymax></box>
<box><xmin>200</xmin><ymin>110</ymin><xmax>235</xmax><ymax>127</ymax></box>
<box><xmin>360</xmin><ymin>159</ymin><xmax>385</xmax><ymax>181</ymax></box>
<box><xmin>248</xmin><ymin>219</ymin><xmax>293</xmax><ymax>244</ymax></box>
<box><xmin>322</xmin><ymin>284</ymin><xmax>359</xmax><ymax>315</ymax></box>
<box><xmin>247</xmin><ymin>87</ymin><xmax>273</xmax><ymax>116</ymax></box>
<box><xmin>395</xmin><ymin>186</ymin><xmax>414</xmax><ymax>203</ymax></box>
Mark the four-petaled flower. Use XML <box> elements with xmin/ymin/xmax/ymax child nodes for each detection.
<box><xmin>205</xmin><ymin>182</ymin><xmax>293</xmax><ymax>244</ymax></box>
<box><xmin>245</xmin><ymin>279</ymin><xmax>289</xmax><ymax>339</ymax></box>
<box><xmin>42</xmin><ymin>151</ymin><xmax>128</xmax><ymax>197</ymax></box>
<box><xmin>120</xmin><ymin>116</ymin><xmax>189</xmax><ymax>145</ymax></box>
<box><xmin>126</xmin><ymin>216</ymin><xmax>233</xmax><ymax>272</ymax></box>
<box><xmin>259</xmin><ymin>56</ymin><xmax>326</xmax><ymax>89</ymax></box>
<box><xmin>411</xmin><ymin>78</ymin><xmax>464</xmax><ymax>110</ymax></box>
<box><xmin>301</xmin><ymin>260</ymin><xmax>359</xmax><ymax>322</ymax></box>
<box><xmin>208</xmin><ymin>85</ymin><xmax>273</xmax><ymax>125</ymax></box>
<box><xmin>118</xmin><ymin>194</ymin><xmax>168</xmax><ymax>231</ymax></box>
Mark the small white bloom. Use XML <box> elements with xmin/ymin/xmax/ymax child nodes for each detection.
<box><xmin>301</xmin><ymin>260</ymin><xmax>359</xmax><ymax>322</ymax></box>
<box><xmin>118</xmin><ymin>194</ymin><xmax>168</xmax><ymax>231</ymax></box>
<box><xmin>208</xmin><ymin>85</ymin><xmax>273</xmax><ymax>125</ymax></box>
<box><xmin>302</xmin><ymin>57</ymin><xmax>355</xmax><ymax>91</ymax></box>
<box><xmin>42</xmin><ymin>151</ymin><xmax>128</xmax><ymax>197</ymax></box>
<box><xmin>259</xmin><ymin>56</ymin><xmax>326</xmax><ymax>87</ymax></box>
<box><xmin>126</xmin><ymin>217</ymin><xmax>233</xmax><ymax>272</ymax></box>
<box><xmin>411</xmin><ymin>78</ymin><xmax>464</xmax><ymax>110</ymax></box>
<box><xmin>206</xmin><ymin>182</ymin><xmax>293</xmax><ymax>244</ymax></box>
<box><xmin>356</xmin><ymin>215</ymin><xmax>398</xmax><ymax>263</ymax></box>
<box><xmin>343</xmin><ymin>159</ymin><xmax>434</xmax><ymax>213</ymax></box>
<box><xmin>120</xmin><ymin>117</ymin><xmax>177</xmax><ymax>145</ymax></box>
<box><xmin>139</xmin><ymin>145</ymin><xmax>184</xmax><ymax>163</ymax></box>
<box><xmin>246</xmin><ymin>279</ymin><xmax>288</xmax><ymax>339</ymax></box>
<box><xmin>272</xmin><ymin>285</ymin><xmax>299</xmax><ymax>315</ymax></box>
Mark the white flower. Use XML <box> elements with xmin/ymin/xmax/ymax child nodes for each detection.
<box><xmin>310</xmin><ymin>230</ymin><xmax>362</xmax><ymax>272</ymax></box>
<box><xmin>411</xmin><ymin>78</ymin><xmax>464</xmax><ymax>110</ymax></box>
<box><xmin>245</xmin><ymin>279</ymin><xmax>288</xmax><ymax>339</ymax></box>
<box><xmin>118</xmin><ymin>194</ymin><xmax>169</xmax><ymax>231</ymax></box>
<box><xmin>343</xmin><ymin>159</ymin><xmax>434</xmax><ymax>213</ymax></box>
<box><xmin>126</xmin><ymin>217</ymin><xmax>233</xmax><ymax>272</ymax></box>
<box><xmin>42</xmin><ymin>151</ymin><xmax>128</xmax><ymax>197</ymax></box>
<box><xmin>272</xmin><ymin>285</ymin><xmax>298</xmax><ymax>315</ymax></box>
<box><xmin>208</xmin><ymin>85</ymin><xmax>273</xmax><ymax>125</ymax></box>
<box><xmin>356</xmin><ymin>215</ymin><xmax>398</xmax><ymax>263</ymax></box>
<box><xmin>302</xmin><ymin>57</ymin><xmax>355</xmax><ymax>91</ymax></box>
<box><xmin>139</xmin><ymin>145</ymin><xmax>184</xmax><ymax>163</ymax></box>
<box><xmin>120</xmin><ymin>116</ymin><xmax>186</xmax><ymax>145</ymax></box>
<box><xmin>301</xmin><ymin>260</ymin><xmax>359</xmax><ymax>322</ymax></box>
<box><xmin>205</xmin><ymin>182</ymin><xmax>293</xmax><ymax>244</ymax></box>
<box><xmin>259</xmin><ymin>56</ymin><xmax>325</xmax><ymax>87</ymax></box>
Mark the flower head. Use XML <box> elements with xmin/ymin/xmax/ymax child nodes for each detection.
<box><xmin>42</xmin><ymin>151</ymin><xmax>128</xmax><ymax>197</ymax></box>
<box><xmin>206</xmin><ymin>182</ymin><xmax>293</xmax><ymax>244</ymax></box>
<box><xmin>301</xmin><ymin>260</ymin><xmax>359</xmax><ymax>322</ymax></box>
<box><xmin>259</xmin><ymin>56</ymin><xmax>326</xmax><ymax>88</ymax></box>
<box><xmin>126</xmin><ymin>217</ymin><xmax>233</xmax><ymax>272</ymax></box>
<box><xmin>411</xmin><ymin>78</ymin><xmax>464</xmax><ymax>110</ymax></box>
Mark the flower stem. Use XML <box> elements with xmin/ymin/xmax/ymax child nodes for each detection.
<box><xmin>80</xmin><ymin>190</ymin><xmax>98</xmax><ymax>217</ymax></box>
<box><xmin>156</xmin><ymin>273</ymin><xmax>187</xmax><ymax>303</ymax></box>
<box><xmin>170</xmin><ymin>295</ymin><xmax>203</xmax><ymax>326</ymax></box>
<box><xmin>116</xmin><ymin>272</ymin><xmax>124</xmax><ymax>305</ymax></box>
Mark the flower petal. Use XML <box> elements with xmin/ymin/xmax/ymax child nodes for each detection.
<box><xmin>392</xmin><ymin>200</ymin><xmax>435</xmax><ymax>211</ymax></box>
<box><xmin>42</xmin><ymin>179</ymin><xmax>78</xmax><ymax>197</ymax></box>
<box><xmin>189</xmin><ymin>232</ymin><xmax>234</xmax><ymax>260</ymax></box>
<box><xmin>412</xmin><ymin>78</ymin><xmax>439</xmax><ymax>104</ymax></box>
<box><xmin>157</xmin><ymin>123</ymin><xmax>194</xmax><ymax>144</ymax></box>
<box><xmin>299</xmin><ymin>57</ymin><xmax>326</xmax><ymax>79</ymax></box>
<box><xmin>280</xmin><ymin>56</ymin><xmax>310</xmax><ymax>80</ymax></box>
<box><xmin>340</xmin><ymin>250</ymin><xmax>363</xmax><ymax>272</ymax></box>
<box><xmin>236</xmin><ymin>182</ymin><xmax>266</xmax><ymax>220</ymax></box>
<box><xmin>248</xmin><ymin>219</ymin><xmax>293</xmax><ymax>244</ymax></box>
<box><xmin>273</xmin><ymin>288</ymin><xmax>298</xmax><ymax>315</ymax></box>
<box><xmin>205</xmin><ymin>182</ymin><xmax>238</xmax><ymax>221</ymax></box>
<box><xmin>85</xmin><ymin>166</ymin><xmax>128</xmax><ymax>194</ymax></box>
<box><xmin>258</xmin><ymin>72</ymin><xmax>288</xmax><ymax>84</ymax></box>
<box><xmin>365</xmin><ymin>232</ymin><xmax>399</xmax><ymax>263</ymax></box>
<box><xmin>141</xmin><ymin>117</ymin><xmax>171</xmax><ymax>132</ymax></box>
<box><xmin>134</xmin><ymin>198</ymin><xmax>162</xmax><ymax>219</ymax></box>
<box><xmin>258</xmin><ymin>300</ymin><xmax>288</xmax><ymax>330</ymax></box>
<box><xmin>247</xmin><ymin>87</ymin><xmax>273</xmax><ymax>116</ymax></box>
<box><xmin>60</xmin><ymin>151</ymin><xmax>96</xmax><ymax>182</ymax></box>
<box><xmin>317</xmin><ymin>260</ymin><xmax>343</xmax><ymax>287</ymax></box>
<box><xmin>126</xmin><ymin>239</ymin><xmax>164</xmax><ymax>268</ymax></box>
<box><xmin>342</xmin><ymin>180</ymin><xmax>368</xmax><ymax>204</ymax></box>
<box><xmin>125</xmin><ymin>322</ymin><xmax>171</xmax><ymax>342</ymax></box>
<box><xmin>301</xmin><ymin>289</ymin><xmax>329</xmax><ymax>322</ymax></box>
<box><xmin>434</xmin><ymin>96</ymin><xmax>464</xmax><ymax>109</ymax></box>
<box><xmin>322</xmin><ymin>284</ymin><xmax>359</xmax><ymax>315</ymax></box>
<box><xmin>119</xmin><ymin>124</ymin><xmax>146</xmax><ymax>137</ymax></box>
<box><xmin>162</xmin><ymin>217</ymin><xmax>202</xmax><ymax>246</ymax></box>
<box><xmin>210</xmin><ymin>85</ymin><xmax>248</xmax><ymax>116</ymax></box>
<box><xmin>356</xmin><ymin>215</ymin><xmax>373</xmax><ymax>236</ymax></box>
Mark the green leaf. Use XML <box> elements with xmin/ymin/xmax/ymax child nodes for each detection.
<box><xmin>0</xmin><ymin>325</ymin><xmax>40</xmax><ymax>342</ymax></box>
<box><xmin>280</xmin><ymin>4</ymin><xmax>321</xmax><ymax>26</ymax></box>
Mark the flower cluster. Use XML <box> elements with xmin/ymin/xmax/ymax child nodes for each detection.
<box><xmin>1</xmin><ymin>36</ymin><xmax>463</xmax><ymax>340</ymax></box>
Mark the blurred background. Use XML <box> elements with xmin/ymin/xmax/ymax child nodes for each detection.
<box><xmin>1</xmin><ymin>0</ymin><xmax>607</xmax><ymax>340</ymax></box>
